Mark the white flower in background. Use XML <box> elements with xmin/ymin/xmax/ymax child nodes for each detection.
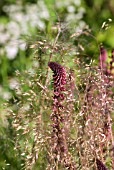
<box><xmin>66</xmin><ymin>6</ymin><xmax>85</xmax><ymax>22</ymax></box>
<box><xmin>0</xmin><ymin>23</ymin><xmax>10</xmax><ymax>44</ymax></box>
<box><xmin>37</xmin><ymin>0</ymin><xmax>49</xmax><ymax>19</ymax></box>
<box><xmin>7</xmin><ymin>21</ymin><xmax>20</xmax><ymax>38</ymax></box>
<box><xmin>74</xmin><ymin>0</ymin><xmax>81</xmax><ymax>6</ymax></box>
<box><xmin>67</xmin><ymin>5</ymin><xmax>75</xmax><ymax>13</ymax></box>
<box><xmin>1</xmin><ymin>1</ymin><xmax>50</xmax><ymax>60</ymax></box>
<box><xmin>0</xmin><ymin>23</ymin><xmax>5</xmax><ymax>31</ymax></box>
<box><xmin>37</xmin><ymin>20</ymin><xmax>45</xmax><ymax>29</ymax></box>
<box><xmin>56</xmin><ymin>0</ymin><xmax>81</xmax><ymax>8</ymax></box>
<box><xmin>0</xmin><ymin>0</ymin><xmax>86</xmax><ymax>61</ymax></box>
<box><xmin>18</xmin><ymin>40</ymin><xmax>26</xmax><ymax>51</ymax></box>
<box><xmin>11</xmin><ymin>12</ymin><xmax>25</xmax><ymax>23</ymax></box>
<box><xmin>75</xmin><ymin>21</ymin><xmax>87</xmax><ymax>32</ymax></box>
<box><xmin>5</xmin><ymin>44</ymin><xmax>18</xmax><ymax>59</ymax></box>
<box><xmin>3</xmin><ymin>4</ymin><xmax>22</xmax><ymax>14</ymax></box>
<box><xmin>9</xmin><ymin>78</ymin><xmax>19</xmax><ymax>90</ymax></box>
<box><xmin>2</xmin><ymin>91</ymin><xmax>12</xmax><ymax>100</ymax></box>
<box><xmin>28</xmin><ymin>68</ymin><xmax>35</xmax><ymax>75</ymax></box>
<box><xmin>0</xmin><ymin>32</ymin><xmax>10</xmax><ymax>44</ymax></box>
<box><xmin>0</xmin><ymin>86</ymin><xmax>12</xmax><ymax>100</ymax></box>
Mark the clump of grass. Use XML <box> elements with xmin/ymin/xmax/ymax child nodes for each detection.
<box><xmin>7</xmin><ymin>25</ymin><xmax>114</xmax><ymax>170</ymax></box>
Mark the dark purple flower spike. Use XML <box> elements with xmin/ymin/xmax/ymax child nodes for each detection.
<box><xmin>96</xmin><ymin>159</ymin><xmax>108</xmax><ymax>170</ymax></box>
<box><xmin>48</xmin><ymin>62</ymin><xmax>66</xmax><ymax>101</ymax></box>
<box><xmin>99</xmin><ymin>46</ymin><xmax>114</xmax><ymax>77</ymax></box>
<box><xmin>48</xmin><ymin>62</ymin><xmax>76</xmax><ymax>169</ymax></box>
<box><xmin>99</xmin><ymin>45</ymin><xmax>107</xmax><ymax>70</ymax></box>
<box><xmin>110</xmin><ymin>49</ymin><xmax>114</xmax><ymax>75</ymax></box>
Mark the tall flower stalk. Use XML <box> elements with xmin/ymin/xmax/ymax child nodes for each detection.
<box><xmin>48</xmin><ymin>61</ymin><xmax>76</xmax><ymax>169</ymax></box>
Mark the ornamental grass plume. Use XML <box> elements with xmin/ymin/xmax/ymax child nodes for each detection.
<box><xmin>48</xmin><ymin>61</ymin><xmax>76</xmax><ymax>169</ymax></box>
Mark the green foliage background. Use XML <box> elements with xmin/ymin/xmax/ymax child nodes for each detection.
<box><xmin>0</xmin><ymin>0</ymin><xmax>114</xmax><ymax>169</ymax></box>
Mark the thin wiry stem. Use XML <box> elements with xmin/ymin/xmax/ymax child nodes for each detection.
<box><xmin>45</xmin><ymin>21</ymin><xmax>61</xmax><ymax>87</ymax></box>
